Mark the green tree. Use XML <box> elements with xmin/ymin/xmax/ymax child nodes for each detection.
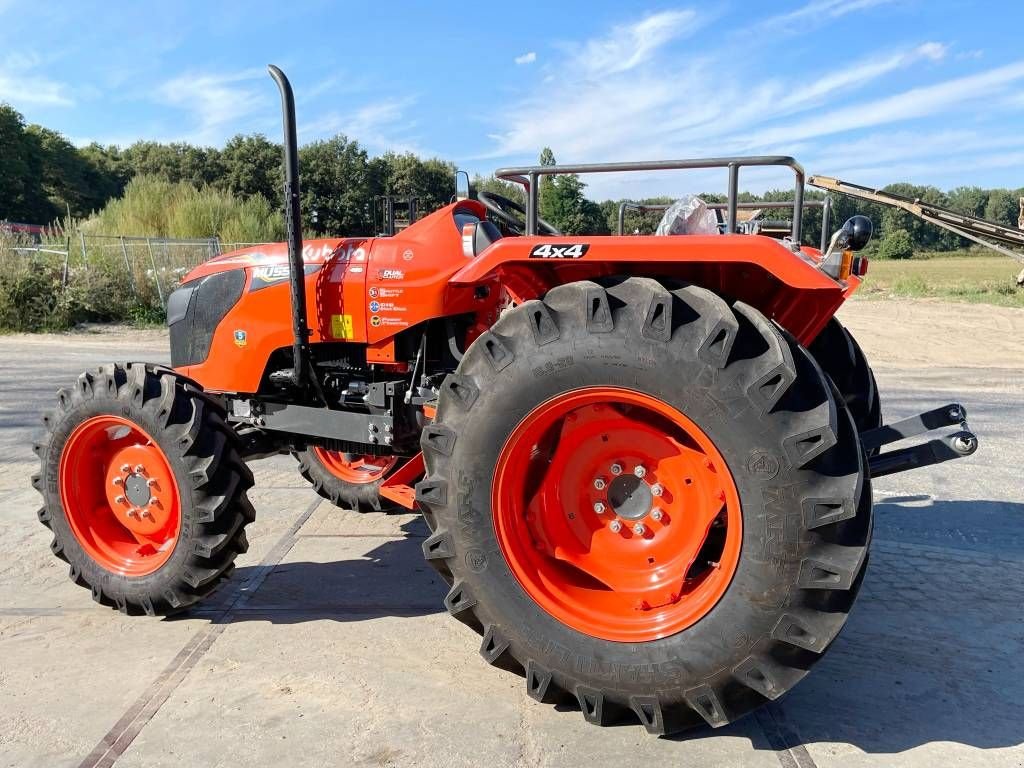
<box><xmin>0</xmin><ymin>104</ymin><xmax>51</xmax><ymax>222</ymax></box>
<box><xmin>370</xmin><ymin>152</ymin><xmax>457</xmax><ymax>215</ymax></box>
<box><xmin>26</xmin><ymin>125</ymin><xmax>121</xmax><ymax>217</ymax></box>
<box><xmin>947</xmin><ymin>186</ymin><xmax>988</xmax><ymax>218</ymax></box>
<box><xmin>535</xmin><ymin>148</ymin><xmax>608</xmax><ymax>234</ymax></box>
<box><xmin>220</xmin><ymin>134</ymin><xmax>281</xmax><ymax>202</ymax></box>
<box><xmin>121</xmin><ymin>141</ymin><xmax>223</xmax><ymax>188</ymax></box>
<box><xmin>984</xmin><ymin>189</ymin><xmax>1018</xmax><ymax>228</ymax></box>
<box><xmin>877</xmin><ymin>228</ymin><xmax>914</xmax><ymax>260</ymax></box>
<box><xmin>298</xmin><ymin>135</ymin><xmax>373</xmax><ymax>236</ymax></box>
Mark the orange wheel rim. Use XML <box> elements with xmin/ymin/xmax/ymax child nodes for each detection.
<box><xmin>59</xmin><ymin>415</ymin><xmax>181</xmax><ymax>577</ymax></box>
<box><xmin>492</xmin><ymin>387</ymin><xmax>742</xmax><ymax>642</ymax></box>
<box><xmin>312</xmin><ymin>448</ymin><xmax>397</xmax><ymax>484</ymax></box>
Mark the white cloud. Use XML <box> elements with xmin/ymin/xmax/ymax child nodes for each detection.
<box><xmin>917</xmin><ymin>41</ymin><xmax>947</xmax><ymax>61</ymax></box>
<box><xmin>0</xmin><ymin>50</ymin><xmax>73</xmax><ymax>107</ymax></box>
<box><xmin>572</xmin><ymin>9</ymin><xmax>698</xmax><ymax>76</ymax></box>
<box><xmin>760</xmin><ymin>0</ymin><xmax>900</xmax><ymax>30</ymax></box>
<box><xmin>155</xmin><ymin>69</ymin><xmax>266</xmax><ymax>145</ymax></box>
<box><xmin>514</xmin><ymin>51</ymin><xmax>537</xmax><ymax>65</ymax></box>
<box><xmin>0</xmin><ymin>72</ymin><xmax>73</xmax><ymax>107</ymax></box>
<box><xmin>303</xmin><ymin>97</ymin><xmax>426</xmax><ymax>154</ymax></box>
<box><xmin>743</xmin><ymin>59</ymin><xmax>1024</xmax><ymax>149</ymax></box>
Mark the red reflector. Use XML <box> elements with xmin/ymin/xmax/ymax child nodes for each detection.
<box><xmin>856</xmin><ymin>256</ymin><xmax>869</xmax><ymax>277</ymax></box>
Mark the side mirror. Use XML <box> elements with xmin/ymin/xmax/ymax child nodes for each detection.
<box><xmin>455</xmin><ymin>170</ymin><xmax>470</xmax><ymax>201</ymax></box>
<box><xmin>841</xmin><ymin>215</ymin><xmax>873</xmax><ymax>251</ymax></box>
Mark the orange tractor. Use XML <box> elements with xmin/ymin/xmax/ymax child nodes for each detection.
<box><xmin>33</xmin><ymin>67</ymin><xmax>980</xmax><ymax>734</ymax></box>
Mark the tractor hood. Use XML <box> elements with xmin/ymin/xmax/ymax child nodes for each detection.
<box><xmin>181</xmin><ymin>238</ymin><xmax>351</xmax><ymax>282</ymax></box>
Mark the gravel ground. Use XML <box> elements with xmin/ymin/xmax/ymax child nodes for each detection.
<box><xmin>0</xmin><ymin>299</ymin><xmax>1021</xmax><ymax>768</ymax></box>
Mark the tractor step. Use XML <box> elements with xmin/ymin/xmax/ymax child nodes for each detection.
<box><xmin>863</xmin><ymin>403</ymin><xmax>979</xmax><ymax>478</ymax></box>
<box><xmin>379</xmin><ymin>452</ymin><xmax>424</xmax><ymax>510</ymax></box>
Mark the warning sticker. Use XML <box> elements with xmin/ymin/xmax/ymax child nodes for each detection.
<box><xmin>331</xmin><ymin>314</ymin><xmax>355</xmax><ymax>339</ymax></box>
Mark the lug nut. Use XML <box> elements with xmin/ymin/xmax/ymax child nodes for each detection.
<box><xmin>126</xmin><ymin>508</ymin><xmax>138</xmax><ymax>518</ymax></box>
<box><xmin>610</xmin><ymin>463</ymin><xmax>623</xmax><ymax>476</ymax></box>
<box><xmin>633</xmin><ymin>522</ymin><xmax>646</xmax><ymax>535</ymax></box>
<box><xmin>114</xmin><ymin>495</ymin><xmax>126</xmax><ymax>504</ymax></box>
<box><xmin>369</xmin><ymin>424</ymin><xmax>379</xmax><ymax>433</ymax></box>
<box><xmin>609</xmin><ymin>520</ymin><xmax>622</xmax><ymax>533</ymax></box>
<box><xmin>120</xmin><ymin>464</ymin><xmax>130</xmax><ymax>473</ymax></box>
<box><xmin>593</xmin><ymin>501</ymin><xmax>606</xmax><ymax>514</ymax></box>
<box><xmin>134</xmin><ymin>464</ymin><xmax>145</xmax><ymax>474</ymax></box>
<box><xmin>146</xmin><ymin>478</ymin><xmax>158</xmax><ymax>487</ymax></box>
<box><xmin>112</xmin><ymin>477</ymin><xmax>124</xmax><ymax>486</ymax></box>
<box><xmin>593</xmin><ymin>477</ymin><xmax>607</xmax><ymax>491</ymax></box>
<box><xmin>633</xmin><ymin>465</ymin><xmax>646</xmax><ymax>478</ymax></box>
<box><xmin>650</xmin><ymin>509</ymin><xmax>663</xmax><ymax>522</ymax></box>
<box><xmin>650</xmin><ymin>483</ymin><xmax>663</xmax><ymax>497</ymax></box>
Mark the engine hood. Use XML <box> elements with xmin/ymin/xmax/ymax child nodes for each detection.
<box><xmin>181</xmin><ymin>238</ymin><xmax>351</xmax><ymax>282</ymax></box>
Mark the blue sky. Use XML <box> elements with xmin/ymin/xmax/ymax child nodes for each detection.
<box><xmin>2</xmin><ymin>0</ymin><xmax>1023</xmax><ymax>199</ymax></box>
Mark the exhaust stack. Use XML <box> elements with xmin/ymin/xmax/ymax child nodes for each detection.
<box><xmin>268</xmin><ymin>65</ymin><xmax>310</xmax><ymax>389</ymax></box>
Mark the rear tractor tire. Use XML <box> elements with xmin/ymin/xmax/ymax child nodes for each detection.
<box><xmin>417</xmin><ymin>277</ymin><xmax>871</xmax><ymax>734</ymax></box>
<box><xmin>809</xmin><ymin>317</ymin><xmax>881</xmax><ymax>437</ymax></box>
<box><xmin>294</xmin><ymin>448</ymin><xmax>403</xmax><ymax>512</ymax></box>
<box><xmin>32</xmin><ymin>363</ymin><xmax>255</xmax><ymax>615</ymax></box>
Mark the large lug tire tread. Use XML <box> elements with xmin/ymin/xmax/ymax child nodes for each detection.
<box><xmin>809</xmin><ymin>317</ymin><xmax>882</xmax><ymax>436</ymax></box>
<box><xmin>292</xmin><ymin>450</ymin><xmax>400</xmax><ymax>513</ymax></box>
<box><xmin>33</xmin><ymin>362</ymin><xmax>255</xmax><ymax>616</ymax></box>
<box><xmin>417</xmin><ymin>277</ymin><xmax>871</xmax><ymax>734</ymax></box>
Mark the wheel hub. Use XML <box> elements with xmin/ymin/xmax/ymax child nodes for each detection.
<box><xmin>123</xmin><ymin>473</ymin><xmax>151</xmax><ymax>507</ymax></box>
<box><xmin>607</xmin><ymin>473</ymin><xmax>652</xmax><ymax>521</ymax></box>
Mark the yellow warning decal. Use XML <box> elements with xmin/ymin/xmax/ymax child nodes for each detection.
<box><xmin>331</xmin><ymin>314</ymin><xmax>354</xmax><ymax>339</ymax></box>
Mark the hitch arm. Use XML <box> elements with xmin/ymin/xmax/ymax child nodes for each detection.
<box><xmin>862</xmin><ymin>403</ymin><xmax>979</xmax><ymax>478</ymax></box>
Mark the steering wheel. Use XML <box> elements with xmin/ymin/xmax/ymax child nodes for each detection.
<box><xmin>477</xmin><ymin>190</ymin><xmax>562</xmax><ymax>236</ymax></box>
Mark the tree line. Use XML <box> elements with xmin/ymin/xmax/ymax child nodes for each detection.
<box><xmin>3</xmin><ymin>101</ymin><xmax>1021</xmax><ymax>254</ymax></box>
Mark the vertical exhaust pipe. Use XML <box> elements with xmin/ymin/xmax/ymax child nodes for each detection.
<box><xmin>268</xmin><ymin>65</ymin><xmax>309</xmax><ymax>389</ymax></box>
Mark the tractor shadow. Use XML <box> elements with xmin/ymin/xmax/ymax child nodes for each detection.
<box><xmin>727</xmin><ymin>496</ymin><xmax>1024</xmax><ymax>755</ymax></box>
<box><xmin>183</xmin><ymin>497</ymin><xmax>1024</xmax><ymax>755</ymax></box>
<box><xmin>186</xmin><ymin>516</ymin><xmax>447</xmax><ymax>623</ymax></box>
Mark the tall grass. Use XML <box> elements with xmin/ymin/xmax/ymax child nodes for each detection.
<box><xmin>84</xmin><ymin>175</ymin><xmax>284</xmax><ymax>241</ymax></box>
<box><xmin>0</xmin><ymin>176</ymin><xmax>284</xmax><ymax>331</ymax></box>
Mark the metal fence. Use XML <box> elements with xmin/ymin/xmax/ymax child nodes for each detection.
<box><xmin>3</xmin><ymin>235</ymin><xmax>229</xmax><ymax>311</ymax></box>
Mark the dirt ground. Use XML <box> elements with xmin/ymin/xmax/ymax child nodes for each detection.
<box><xmin>839</xmin><ymin>298</ymin><xmax>1024</xmax><ymax>369</ymax></box>
<box><xmin>1</xmin><ymin>298</ymin><xmax>1021</xmax><ymax>768</ymax></box>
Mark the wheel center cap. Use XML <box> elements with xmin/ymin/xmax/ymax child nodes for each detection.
<box><xmin>608</xmin><ymin>475</ymin><xmax>652</xmax><ymax>520</ymax></box>
<box><xmin>124</xmin><ymin>473</ymin><xmax>151</xmax><ymax>507</ymax></box>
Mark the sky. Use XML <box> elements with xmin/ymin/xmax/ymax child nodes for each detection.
<box><xmin>2</xmin><ymin>0</ymin><xmax>1023</xmax><ymax>200</ymax></box>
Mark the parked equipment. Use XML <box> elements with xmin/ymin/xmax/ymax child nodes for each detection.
<box><xmin>32</xmin><ymin>66</ymin><xmax>980</xmax><ymax>735</ymax></box>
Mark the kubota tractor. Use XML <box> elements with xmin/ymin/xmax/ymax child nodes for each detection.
<box><xmin>32</xmin><ymin>66</ymin><xmax>981</xmax><ymax>735</ymax></box>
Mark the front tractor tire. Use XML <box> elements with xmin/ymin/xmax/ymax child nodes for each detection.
<box><xmin>33</xmin><ymin>363</ymin><xmax>255</xmax><ymax>615</ymax></box>
<box><xmin>417</xmin><ymin>278</ymin><xmax>871</xmax><ymax>734</ymax></box>
<box><xmin>294</xmin><ymin>448</ymin><xmax>403</xmax><ymax>512</ymax></box>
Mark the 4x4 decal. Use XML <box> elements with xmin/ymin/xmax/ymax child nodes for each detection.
<box><xmin>529</xmin><ymin>243</ymin><xmax>590</xmax><ymax>259</ymax></box>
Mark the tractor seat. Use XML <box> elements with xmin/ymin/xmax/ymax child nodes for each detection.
<box><xmin>467</xmin><ymin>219</ymin><xmax>503</xmax><ymax>256</ymax></box>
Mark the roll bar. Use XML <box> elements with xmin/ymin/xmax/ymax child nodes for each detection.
<box><xmin>495</xmin><ymin>156</ymin><xmax>806</xmax><ymax>239</ymax></box>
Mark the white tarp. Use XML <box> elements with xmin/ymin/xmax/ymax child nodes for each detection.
<box><xmin>654</xmin><ymin>195</ymin><xmax>719</xmax><ymax>236</ymax></box>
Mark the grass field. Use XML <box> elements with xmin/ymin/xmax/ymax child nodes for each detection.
<box><xmin>854</xmin><ymin>255</ymin><xmax>1024</xmax><ymax>308</ymax></box>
